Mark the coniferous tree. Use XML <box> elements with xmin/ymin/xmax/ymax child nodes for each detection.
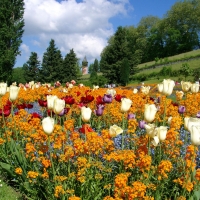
<box><xmin>93</xmin><ymin>59</ymin><xmax>99</xmax><ymax>72</ymax></box>
<box><xmin>120</xmin><ymin>58</ymin><xmax>130</xmax><ymax>86</ymax></box>
<box><xmin>100</xmin><ymin>26</ymin><xmax>130</xmax><ymax>84</ymax></box>
<box><xmin>0</xmin><ymin>0</ymin><xmax>24</xmax><ymax>83</ymax></box>
<box><xmin>23</xmin><ymin>52</ymin><xmax>41</xmax><ymax>82</ymax></box>
<box><xmin>62</xmin><ymin>49</ymin><xmax>78</xmax><ymax>83</ymax></box>
<box><xmin>40</xmin><ymin>39</ymin><xmax>63</xmax><ymax>83</ymax></box>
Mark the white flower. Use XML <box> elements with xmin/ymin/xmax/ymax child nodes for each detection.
<box><xmin>190</xmin><ymin>125</ymin><xmax>200</xmax><ymax>146</ymax></box>
<box><xmin>191</xmin><ymin>82</ymin><xmax>199</xmax><ymax>93</ymax></box>
<box><xmin>0</xmin><ymin>82</ymin><xmax>7</xmax><ymax>96</ymax></box>
<box><xmin>121</xmin><ymin>98</ymin><xmax>132</xmax><ymax>113</ymax></box>
<box><xmin>106</xmin><ymin>89</ymin><xmax>116</xmax><ymax>97</ymax></box>
<box><xmin>47</xmin><ymin>95</ymin><xmax>58</xmax><ymax>110</ymax></box>
<box><xmin>144</xmin><ymin>104</ymin><xmax>157</xmax><ymax>123</ymax></box>
<box><xmin>184</xmin><ymin>117</ymin><xmax>200</xmax><ymax>132</ymax></box>
<box><xmin>152</xmin><ymin>136</ymin><xmax>160</xmax><ymax>146</ymax></box>
<box><xmin>144</xmin><ymin>123</ymin><xmax>156</xmax><ymax>138</ymax></box>
<box><xmin>181</xmin><ymin>81</ymin><xmax>192</xmax><ymax>92</ymax></box>
<box><xmin>157</xmin><ymin>79</ymin><xmax>175</xmax><ymax>96</ymax></box>
<box><xmin>42</xmin><ymin>117</ymin><xmax>55</xmax><ymax>135</ymax></box>
<box><xmin>9</xmin><ymin>85</ymin><xmax>20</xmax><ymax>101</ymax></box>
<box><xmin>53</xmin><ymin>98</ymin><xmax>65</xmax><ymax>114</ymax></box>
<box><xmin>93</xmin><ymin>85</ymin><xmax>99</xmax><ymax>90</ymax></box>
<box><xmin>133</xmin><ymin>88</ymin><xmax>138</xmax><ymax>94</ymax></box>
<box><xmin>156</xmin><ymin>126</ymin><xmax>168</xmax><ymax>141</ymax></box>
<box><xmin>81</xmin><ymin>106</ymin><xmax>92</xmax><ymax>122</ymax></box>
<box><xmin>109</xmin><ymin>125</ymin><xmax>123</xmax><ymax>138</ymax></box>
<box><xmin>141</xmin><ymin>86</ymin><xmax>150</xmax><ymax>95</ymax></box>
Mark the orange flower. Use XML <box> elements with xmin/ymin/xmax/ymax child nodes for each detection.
<box><xmin>15</xmin><ymin>167</ymin><xmax>23</xmax><ymax>175</ymax></box>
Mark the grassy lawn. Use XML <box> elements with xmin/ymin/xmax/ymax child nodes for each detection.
<box><xmin>137</xmin><ymin>49</ymin><xmax>200</xmax><ymax>70</ymax></box>
<box><xmin>0</xmin><ymin>177</ymin><xmax>22</xmax><ymax>200</ymax></box>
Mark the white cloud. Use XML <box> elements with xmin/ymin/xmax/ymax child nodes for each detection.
<box><xmin>21</xmin><ymin>43</ymin><xmax>30</xmax><ymax>54</ymax></box>
<box><xmin>16</xmin><ymin>0</ymin><xmax>130</xmax><ymax>66</ymax></box>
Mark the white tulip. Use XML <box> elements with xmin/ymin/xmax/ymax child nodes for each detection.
<box><xmin>9</xmin><ymin>85</ymin><xmax>20</xmax><ymax>101</ymax></box>
<box><xmin>47</xmin><ymin>95</ymin><xmax>58</xmax><ymax>110</ymax></box>
<box><xmin>157</xmin><ymin>83</ymin><xmax>164</xmax><ymax>93</ymax></box>
<box><xmin>0</xmin><ymin>82</ymin><xmax>7</xmax><ymax>96</ymax></box>
<box><xmin>121</xmin><ymin>98</ymin><xmax>132</xmax><ymax>113</ymax></box>
<box><xmin>81</xmin><ymin>106</ymin><xmax>92</xmax><ymax>122</ymax></box>
<box><xmin>93</xmin><ymin>85</ymin><xmax>99</xmax><ymax>90</ymax></box>
<box><xmin>109</xmin><ymin>124</ymin><xmax>123</xmax><ymax>138</ymax></box>
<box><xmin>168</xmin><ymin>116</ymin><xmax>172</xmax><ymax>126</ymax></box>
<box><xmin>53</xmin><ymin>98</ymin><xmax>65</xmax><ymax>114</ymax></box>
<box><xmin>144</xmin><ymin>104</ymin><xmax>157</xmax><ymax>123</ymax></box>
<box><xmin>152</xmin><ymin>136</ymin><xmax>160</xmax><ymax>146</ymax></box>
<box><xmin>68</xmin><ymin>83</ymin><xmax>73</xmax><ymax>89</ymax></box>
<box><xmin>133</xmin><ymin>88</ymin><xmax>138</xmax><ymax>94</ymax></box>
<box><xmin>106</xmin><ymin>89</ymin><xmax>116</xmax><ymax>97</ymax></box>
<box><xmin>184</xmin><ymin>117</ymin><xmax>200</xmax><ymax>132</ymax></box>
<box><xmin>190</xmin><ymin>125</ymin><xmax>200</xmax><ymax>146</ymax></box>
<box><xmin>157</xmin><ymin>79</ymin><xmax>175</xmax><ymax>96</ymax></box>
<box><xmin>144</xmin><ymin>123</ymin><xmax>156</xmax><ymax>138</ymax></box>
<box><xmin>181</xmin><ymin>81</ymin><xmax>192</xmax><ymax>92</ymax></box>
<box><xmin>191</xmin><ymin>83</ymin><xmax>199</xmax><ymax>93</ymax></box>
<box><xmin>141</xmin><ymin>86</ymin><xmax>150</xmax><ymax>95</ymax></box>
<box><xmin>156</xmin><ymin>126</ymin><xmax>168</xmax><ymax>141</ymax></box>
<box><xmin>42</xmin><ymin>117</ymin><xmax>55</xmax><ymax>135</ymax></box>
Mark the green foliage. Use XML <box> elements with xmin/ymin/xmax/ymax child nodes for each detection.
<box><xmin>100</xmin><ymin>1</ymin><xmax>200</xmax><ymax>82</ymax></box>
<box><xmin>62</xmin><ymin>49</ymin><xmax>79</xmax><ymax>83</ymax></box>
<box><xmin>159</xmin><ymin>66</ymin><xmax>172</xmax><ymax>76</ymax></box>
<box><xmin>0</xmin><ymin>0</ymin><xmax>24</xmax><ymax>83</ymax></box>
<box><xmin>23</xmin><ymin>52</ymin><xmax>41</xmax><ymax>82</ymax></box>
<box><xmin>11</xmin><ymin>67</ymin><xmax>26</xmax><ymax>84</ymax></box>
<box><xmin>93</xmin><ymin>58</ymin><xmax>99</xmax><ymax>72</ymax></box>
<box><xmin>180</xmin><ymin>63</ymin><xmax>192</xmax><ymax>80</ymax></box>
<box><xmin>100</xmin><ymin>26</ymin><xmax>130</xmax><ymax>83</ymax></box>
<box><xmin>120</xmin><ymin>58</ymin><xmax>130</xmax><ymax>86</ymax></box>
<box><xmin>40</xmin><ymin>39</ymin><xmax>63</xmax><ymax>83</ymax></box>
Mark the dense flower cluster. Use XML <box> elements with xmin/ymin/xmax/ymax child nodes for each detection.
<box><xmin>0</xmin><ymin>80</ymin><xmax>200</xmax><ymax>199</ymax></box>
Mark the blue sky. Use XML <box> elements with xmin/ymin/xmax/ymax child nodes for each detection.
<box><xmin>15</xmin><ymin>0</ymin><xmax>179</xmax><ymax>68</ymax></box>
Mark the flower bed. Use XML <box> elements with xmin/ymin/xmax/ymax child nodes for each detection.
<box><xmin>0</xmin><ymin>80</ymin><xmax>200</xmax><ymax>200</ymax></box>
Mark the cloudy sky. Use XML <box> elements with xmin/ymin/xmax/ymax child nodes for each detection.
<box><xmin>15</xmin><ymin>0</ymin><xmax>178</xmax><ymax>67</ymax></box>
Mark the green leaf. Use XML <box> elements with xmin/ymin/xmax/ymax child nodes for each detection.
<box><xmin>0</xmin><ymin>162</ymin><xmax>13</xmax><ymax>176</ymax></box>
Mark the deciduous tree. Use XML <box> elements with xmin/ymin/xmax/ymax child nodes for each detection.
<box><xmin>0</xmin><ymin>0</ymin><xmax>24</xmax><ymax>83</ymax></box>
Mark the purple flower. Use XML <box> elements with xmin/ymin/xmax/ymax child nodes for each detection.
<box><xmin>196</xmin><ymin>111</ymin><xmax>200</xmax><ymax>118</ymax></box>
<box><xmin>178</xmin><ymin>105</ymin><xmax>186</xmax><ymax>114</ymax></box>
<box><xmin>103</xmin><ymin>94</ymin><xmax>113</xmax><ymax>103</ymax></box>
<box><xmin>139</xmin><ymin>120</ymin><xmax>146</xmax><ymax>129</ymax></box>
<box><xmin>127</xmin><ymin>113</ymin><xmax>135</xmax><ymax>120</ymax></box>
<box><xmin>94</xmin><ymin>104</ymin><xmax>105</xmax><ymax>116</ymax></box>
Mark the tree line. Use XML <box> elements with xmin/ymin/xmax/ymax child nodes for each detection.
<box><xmin>1</xmin><ymin>0</ymin><xmax>200</xmax><ymax>86</ymax></box>
<box><xmin>100</xmin><ymin>0</ymin><xmax>200</xmax><ymax>85</ymax></box>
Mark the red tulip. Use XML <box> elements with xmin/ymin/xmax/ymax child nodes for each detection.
<box><xmin>62</xmin><ymin>96</ymin><xmax>75</xmax><ymax>105</ymax></box>
<box><xmin>96</xmin><ymin>96</ymin><xmax>105</xmax><ymax>105</ymax></box>
<box><xmin>79</xmin><ymin>124</ymin><xmax>93</xmax><ymax>134</ymax></box>
<box><xmin>38</xmin><ymin>99</ymin><xmax>47</xmax><ymax>107</ymax></box>
<box><xmin>115</xmin><ymin>94</ymin><xmax>122</xmax><ymax>102</ymax></box>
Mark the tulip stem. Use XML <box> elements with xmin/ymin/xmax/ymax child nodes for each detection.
<box><xmin>122</xmin><ymin>113</ymin><xmax>125</xmax><ymax>150</ymax></box>
<box><xmin>163</xmin><ymin>96</ymin><xmax>167</xmax><ymax>126</ymax></box>
<box><xmin>48</xmin><ymin>136</ymin><xmax>55</xmax><ymax>178</ymax></box>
